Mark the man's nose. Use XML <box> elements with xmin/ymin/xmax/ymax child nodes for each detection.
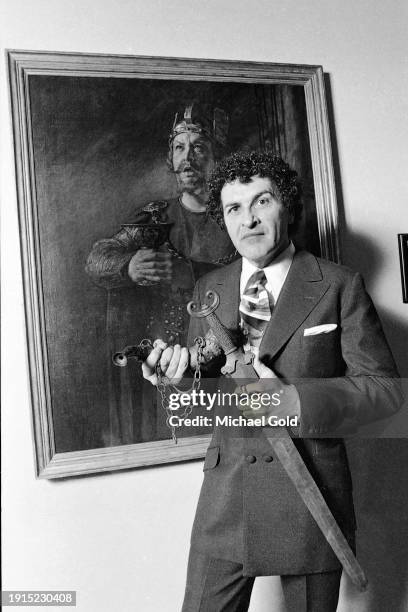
<box><xmin>184</xmin><ymin>144</ymin><xmax>195</xmax><ymax>163</ymax></box>
<box><xmin>241</xmin><ymin>209</ymin><xmax>258</xmax><ymax>228</ymax></box>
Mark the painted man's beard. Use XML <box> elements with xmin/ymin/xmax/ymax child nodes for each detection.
<box><xmin>174</xmin><ymin>163</ymin><xmax>208</xmax><ymax>194</ymax></box>
<box><xmin>176</xmin><ymin>173</ymin><xmax>207</xmax><ymax>194</ymax></box>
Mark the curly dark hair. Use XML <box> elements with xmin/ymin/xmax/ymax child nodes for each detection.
<box><xmin>206</xmin><ymin>150</ymin><xmax>302</xmax><ymax>234</ymax></box>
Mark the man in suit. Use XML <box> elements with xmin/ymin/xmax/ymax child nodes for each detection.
<box><xmin>142</xmin><ymin>151</ymin><xmax>402</xmax><ymax>611</ymax></box>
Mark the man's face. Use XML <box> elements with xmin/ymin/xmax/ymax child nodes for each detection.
<box><xmin>172</xmin><ymin>131</ymin><xmax>214</xmax><ymax>194</ymax></box>
<box><xmin>221</xmin><ymin>175</ymin><xmax>293</xmax><ymax>268</ymax></box>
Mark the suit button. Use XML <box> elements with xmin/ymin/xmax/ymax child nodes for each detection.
<box><xmin>263</xmin><ymin>455</ymin><xmax>273</xmax><ymax>463</ymax></box>
<box><xmin>246</xmin><ymin>455</ymin><xmax>256</xmax><ymax>464</ymax></box>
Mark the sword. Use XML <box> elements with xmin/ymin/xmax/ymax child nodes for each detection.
<box><xmin>187</xmin><ymin>289</ymin><xmax>368</xmax><ymax>592</ymax></box>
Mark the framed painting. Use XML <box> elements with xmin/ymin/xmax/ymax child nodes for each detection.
<box><xmin>8</xmin><ymin>50</ymin><xmax>339</xmax><ymax>477</ymax></box>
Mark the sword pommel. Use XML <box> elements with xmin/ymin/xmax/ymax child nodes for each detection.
<box><xmin>188</xmin><ymin>290</ymin><xmax>237</xmax><ymax>356</ymax></box>
<box><xmin>187</xmin><ymin>290</ymin><xmax>219</xmax><ymax>318</ymax></box>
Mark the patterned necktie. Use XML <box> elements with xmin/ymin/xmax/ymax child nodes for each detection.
<box><xmin>239</xmin><ymin>270</ymin><xmax>272</xmax><ymax>348</ymax></box>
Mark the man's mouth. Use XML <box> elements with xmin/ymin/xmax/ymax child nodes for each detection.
<box><xmin>241</xmin><ymin>232</ymin><xmax>264</xmax><ymax>240</ymax></box>
<box><xmin>177</xmin><ymin>165</ymin><xmax>199</xmax><ymax>175</ymax></box>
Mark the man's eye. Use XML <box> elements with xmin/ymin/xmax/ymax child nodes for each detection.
<box><xmin>174</xmin><ymin>144</ymin><xmax>184</xmax><ymax>151</ymax></box>
<box><xmin>256</xmin><ymin>196</ymin><xmax>272</xmax><ymax>206</ymax></box>
<box><xmin>194</xmin><ymin>145</ymin><xmax>204</xmax><ymax>154</ymax></box>
<box><xmin>226</xmin><ymin>205</ymin><xmax>239</xmax><ymax>214</ymax></box>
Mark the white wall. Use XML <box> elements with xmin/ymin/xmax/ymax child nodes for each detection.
<box><xmin>2</xmin><ymin>1</ymin><xmax>407</xmax><ymax>611</ymax></box>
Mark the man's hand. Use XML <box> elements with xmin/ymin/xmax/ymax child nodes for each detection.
<box><xmin>142</xmin><ymin>339</ymin><xmax>189</xmax><ymax>386</ymax></box>
<box><xmin>236</xmin><ymin>358</ymin><xmax>300</xmax><ymax>421</ymax></box>
<box><xmin>252</xmin><ymin>356</ymin><xmax>279</xmax><ymax>380</ymax></box>
<box><xmin>128</xmin><ymin>248</ymin><xmax>172</xmax><ymax>285</ymax></box>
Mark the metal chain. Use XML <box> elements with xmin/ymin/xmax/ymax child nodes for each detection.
<box><xmin>165</xmin><ymin>239</ymin><xmax>237</xmax><ymax>266</ymax></box>
<box><xmin>155</xmin><ymin>337</ymin><xmax>205</xmax><ymax>444</ymax></box>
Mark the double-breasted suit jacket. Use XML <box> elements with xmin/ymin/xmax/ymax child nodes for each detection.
<box><xmin>186</xmin><ymin>250</ymin><xmax>402</xmax><ymax>576</ymax></box>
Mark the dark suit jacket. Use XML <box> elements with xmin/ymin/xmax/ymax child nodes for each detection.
<box><xmin>186</xmin><ymin>251</ymin><xmax>402</xmax><ymax>576</ymax></box>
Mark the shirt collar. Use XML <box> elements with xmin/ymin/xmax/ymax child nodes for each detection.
<box><xmin>240</xmin><ymin>242</ymin><xmax>296</xmax><ymax>302</ymax></box>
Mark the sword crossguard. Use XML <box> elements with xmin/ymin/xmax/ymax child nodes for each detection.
<box><xmin>187</xmin><ymin>290</ymin><xmax>219</xmax><ymax>318</ymax></box>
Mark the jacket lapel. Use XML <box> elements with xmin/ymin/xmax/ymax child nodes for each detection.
<box><xmin>259</xmin><ymin>251</ymin><xmax>331</xmax><ymax>362</ymax></box>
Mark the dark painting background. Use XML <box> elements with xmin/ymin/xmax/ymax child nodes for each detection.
<box><xmin>28</xmin><ymin>75</ymin><xmax>318</xmax><ymax>451</ymax></box>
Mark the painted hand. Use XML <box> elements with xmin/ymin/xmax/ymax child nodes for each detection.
<box><xmin>128</xmin><ymin>249</ymin><xmax>172</xmax><ymax>285</ymax></box>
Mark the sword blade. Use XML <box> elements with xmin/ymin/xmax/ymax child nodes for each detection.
<box><xmin>266</xmin><ymin>433</ymin><xmax>368</xmax><ymax>592</ymax></box>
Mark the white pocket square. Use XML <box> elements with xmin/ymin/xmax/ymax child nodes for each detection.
<box><xmin>303</xmin><ymin>324</ymin><xmax>338</xmax><ymax>336</ymax></box>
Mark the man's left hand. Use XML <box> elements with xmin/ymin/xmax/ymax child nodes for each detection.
<box><xmin>236</xmin><ymin>358</ymin><xmax>301</xmax><ymax>421</ymax></box>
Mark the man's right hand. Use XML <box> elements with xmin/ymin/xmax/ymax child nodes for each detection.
<box><xmin>128</xmin><ymin>248</ymin><xmax>172</xmax><ymax>285</ymax></box>
<box><xmin>142</xmin><ymin>339</ymin><xmax>189</xmax><ymax>386</ymax></box>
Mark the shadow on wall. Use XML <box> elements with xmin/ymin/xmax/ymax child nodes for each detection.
<box><xmin>325</xmin><ymin>73</ymin><xmax>408</xmax><ymax>611</ymax></box>
<box><xmin>341</xmin><ymin>230</ymin><xmax>408</xmax><ymax>378</ymax></box>
<box><xmin>340</xmin><ymin>439</ymin><xmax>408</xmax><ymax>612</ymax></box>
<box><xmin>325</xmin><ymin>74</ymin><xmax>407</xmax><ymax>378</ymax></box>
<box><xmin>335</xmin><ymin>180</ymin><xmax>408</xmax><ymax>612</ymax></box>
<box><xmin>339</xmin><ymin>232</ymin><xmax>408</xmax><ymax>611</ymax></box>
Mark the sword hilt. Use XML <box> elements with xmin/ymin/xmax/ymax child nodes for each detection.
<box><xmin>187</xmin><ymin>289</ymin><xmax>255</xmax><ymax>377</ymax></box>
